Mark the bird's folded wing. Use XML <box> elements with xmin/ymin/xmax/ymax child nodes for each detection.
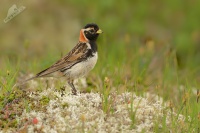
<box><xmin>35</xmin><ymin>42</ymin><xmax>88</xmax><ymax>77</ymax></box>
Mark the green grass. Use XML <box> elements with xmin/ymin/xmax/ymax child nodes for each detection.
<box><xmin>0</xmin><ymin>0</ymin><xmax>200</xmax><ymax>132</ymax></box>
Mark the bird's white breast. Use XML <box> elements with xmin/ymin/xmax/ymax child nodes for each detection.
<box><xmin>65</xmin><ymin>52</ymin><xmax>98</xmax><ymax>80</ymax></box>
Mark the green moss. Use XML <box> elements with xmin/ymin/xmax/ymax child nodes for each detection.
<box><xmin>62</xmin><ymin>103</ymin><xmax>69</xmax><ymax>109</ymax></box>
<box><xmin>40</xmin><ymin>96</ymin><xmax>50</xmax><ymax>106</ymax></box>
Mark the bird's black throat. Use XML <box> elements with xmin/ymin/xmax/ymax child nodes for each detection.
<box><xmin>89</xmin><ymin>41</ymin><xmax>97</xmax><ymax>53</ymax></box>
<box><xmin>85</xmin><ymin>41</ymin><xmax>97</xmax><ymax>58</ymax></box>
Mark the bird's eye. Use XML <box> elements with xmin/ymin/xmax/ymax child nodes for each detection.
<box><xmin>90</xmin><ymin>29</ymin><xmax>95</xmax><ymax>33</ymax></box>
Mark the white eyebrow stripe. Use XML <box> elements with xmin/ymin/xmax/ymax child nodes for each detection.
<box><xmin>85</xmin><ymin>27</ymin><xmax>94</xmax><ymax>31</ymax></box>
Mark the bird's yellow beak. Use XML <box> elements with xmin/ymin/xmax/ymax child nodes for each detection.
<box><xmin>96</xmin><ymin>29</ymin><xmax>103</xmax><ymax>34</ymax></box>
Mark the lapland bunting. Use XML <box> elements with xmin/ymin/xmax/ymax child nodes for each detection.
<box><xmin>22</xmin><ymin>23</ymin><xmax>103</xmax><ymax>95</ymax></box>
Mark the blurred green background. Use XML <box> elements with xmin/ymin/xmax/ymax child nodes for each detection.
<box><xmin>0</xmin><ymin>0</ymin><xmax>200</xmax><ymax>99</ymax></box>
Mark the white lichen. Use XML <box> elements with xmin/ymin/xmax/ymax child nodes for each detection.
<box><xmin>1</xmin><ymin>78</ymin><xmax>189</xmax><ymax>133</ymax></box>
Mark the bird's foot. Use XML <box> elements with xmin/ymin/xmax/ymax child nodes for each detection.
<box><xmin>72</xmin><ymin>89</ymin><xmax>77</xmax><ymax>95</ymax></box>
<box><xmin>60</xmin><ymin>86</ymin><xmax>66</xmax><ymax>97</ymax></box>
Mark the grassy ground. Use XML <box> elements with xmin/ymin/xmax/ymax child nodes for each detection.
<box><xmin>0</xmin><ymin>0</ymin><xmax>200</xmax><ymax>132</ymax></box>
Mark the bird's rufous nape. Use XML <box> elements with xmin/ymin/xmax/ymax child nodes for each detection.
<box><xmin>79</xmin><ymin>29</ymin><xmax>88</xmax><ymax>42</ymax></box>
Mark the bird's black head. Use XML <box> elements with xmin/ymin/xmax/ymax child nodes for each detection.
<box><xmin>82</xmin><ymin>23</ymin><xmax>103</xmax><ymax>41</ymax></box>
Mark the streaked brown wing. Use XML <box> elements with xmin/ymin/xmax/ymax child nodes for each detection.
<box><xmin>35</xmin><ymin>42</ymin><xmax>88</xmax><ymax>77</ymax></box>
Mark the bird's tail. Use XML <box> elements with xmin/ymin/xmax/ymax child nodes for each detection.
<box><xmin>12</xmin><ymin>76</ymin><xmax>36</xmax><ymax>89</ymax></box>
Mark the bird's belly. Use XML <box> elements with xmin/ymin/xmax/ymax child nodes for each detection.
<box><xmin>65</xmin><ymin>53</ymin><xmax>98</xmax><ymax>80</ymax></box>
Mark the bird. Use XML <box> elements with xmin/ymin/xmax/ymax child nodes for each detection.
<box><xmin>16</xmin><ymin>23</ymin><xmax>103</xmax><ymax>95</ymax></box>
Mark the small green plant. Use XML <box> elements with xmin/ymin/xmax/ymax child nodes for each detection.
<box><xmin>0</xmin><ymin>64</ymin><xmax>18</xmax><ymax>109</ymax></box>
<box><xmin>128</xmin><ymin>95</ymin><xmax>138</xmax><ymax>129</ymax></box>
<box><xmin>101</xmin><ymin>77</ymin><xmax>111</xmax><ymax>114</ymax></box>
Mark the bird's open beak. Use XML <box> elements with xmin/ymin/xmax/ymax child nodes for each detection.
<box><xmin>96</xmin><ymin>29</ymin><xmax>103</xmax><ymax>34</ymax></box>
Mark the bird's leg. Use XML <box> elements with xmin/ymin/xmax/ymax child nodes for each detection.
<box><xmin>68</xmin><ymin>81</ymin><xmax>77</xmax><ymax>95</ymax></box>
<box><xmin>60</xmin><ymin>85</ymin><xmax>66</xmax><ymax>97</ymax></box>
